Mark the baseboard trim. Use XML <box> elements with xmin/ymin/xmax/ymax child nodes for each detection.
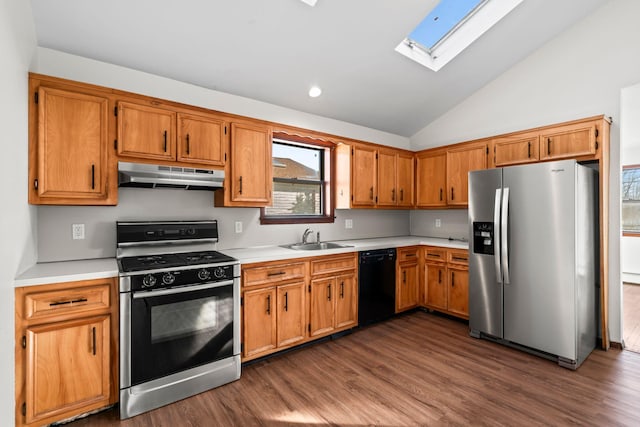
<box><xmin>610</xmin><ymin>341</ymin><xmax>624</xmax><ymax>350</ymax></box>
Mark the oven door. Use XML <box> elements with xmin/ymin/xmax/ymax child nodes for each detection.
<box><xmin>124</xmin><ymin>280</ymin><xmax>235</xmax><ymax>387</ymax></box>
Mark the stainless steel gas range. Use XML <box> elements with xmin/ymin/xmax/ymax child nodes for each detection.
<box><xmin>116</xmin><ymin>220</ymin><xmax>240</xmax><ymax>419</ymax></box>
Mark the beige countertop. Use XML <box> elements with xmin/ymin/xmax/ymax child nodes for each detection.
<box><xmin>14</xmin><ymin>236</ymin><xmax>468</xmax><ymax>287</ymax></box>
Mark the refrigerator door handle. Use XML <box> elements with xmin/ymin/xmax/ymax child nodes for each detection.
<box><xmin>501</xmin><ymin>187</ymin><xmax>510</xmax><ymax>284</ymax></box>
<box><xmin>494</xmin><ymin>188</ymin><xmax>502</xmax><ymax>282</ymax></box>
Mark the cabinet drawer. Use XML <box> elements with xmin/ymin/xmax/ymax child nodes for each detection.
<box><xmin>243</xmin><ymin>262</ymin><xmax>306</xmax><ymax>287</ymax></box>
<box><xmin>448</xmin><ymin>250</ymin><xmax>469</xmax><ymax>266</ymax></box>
<box><xmin>23</xmin><ymin>283</ymin><xmax>111</xmax><ymax>321</ymax></box>
<box><xmin>310</xmin><ymin>255</ymin><xmax>356</xmax><ymax>276</ymax></box>
<box><xmin>424</xmin><ymin>247</ymin><xmax>447</xmax><ymax>263</ymax></box>
<box><xmin>397</xmin><ymin>247</ymin><xmax>420</xmax><ymax>263</ymax></box>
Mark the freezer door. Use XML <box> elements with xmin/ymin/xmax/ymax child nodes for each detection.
<box><xmin>502</xmin><ymin>160</ymin><xmax>577</xmax><ymax>360</ymax></box>
<box><xmin>468</xmin><ymin>168</ymin><xmax>503</xmax><ymax>338</ymax></box>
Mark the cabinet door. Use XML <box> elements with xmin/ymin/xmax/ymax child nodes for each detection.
<box><xmin>539</xmin><ymin>122</ymin><xmax>597</xmax><ymax>161</ymax></box>
<box><xmin>243</xmin><ymin>287</ymin><xmax>277</xmax><ymax>358</ymax></box>
<box><xmin>448</xmin><ymin>268</ymin><xmax>469</xmax><ymax>318</ymax></box>
<box><xmin>425</xmin><ymin>262</ymin><xmax>447</xmax><ymax>310</ymax></box>
<box><xmin>177</xmin><ymin>113</ymin><xmax>226</xmax><ymax>166</ymax></box>
<box><xmin>276</xmin><ymin>282</ymin><xmax>306</xmax><ymax>348</ymax></box>
<box><xmin>397</xmin><ymin>153</ymin><xmax>415</xmax><ymax>207</ymax></box>
<box><xmin>446</xmin><ymin>145</ymin><xmax>487</xmax><ymax>206</ymax></box>
<box><xmin>309</xmin><ymin>278</ymin><xmax>335</xmax><ymax>337</ymax></box>
<box><xmin>416</xmin><ymin>152</ymin><xmax>447</xmax><ymax>207</ymax></box>
<box><xmin>351</xmin><ymin>145</ymin><xmax>377</xmax><ymax>207</ymax></box>
<box><xmin>396</xmin><ymin>263</ymin><xmax>419</xmax><ymax>312</ymax></box>
<box><xmin>117</xmin><ymin>101</ymin><xmax>176</xmax><ymax>161</ymax></box>
<box><xmin>493</xmin><ymin>133</ymin><xmax>539</xmax><ymax>167</ymax></box>
<box><xmin>377</xmin><ymin>151</ymin><xmax>397</xmax><ymax>207</ymax></box>
<box><xmin>25</xmin><ymin>315</ymin><xmax>110</xmax><ymax>424</ymax></box>
<box><xmin>36</xmin><ymin>87</ymin><xmax>109</xmax><ymax>200</ymax></box>
<box><xmin>230</xmin><ymin>122</ymin><xmax>272</xmax><ymax>204</ymax></box>
<box><xmin>335</xmin><ymin>273</ymin><xmax>357</xmax><ymax>329</ymax></box>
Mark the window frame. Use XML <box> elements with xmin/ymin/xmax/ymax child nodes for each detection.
<box><xmin>260</xmin><ymin>132</ymin><xmax>335</xmax><ymax>225</ymax></box>
<box><xmin>622</xmin><ymin>164</ymin><xmax>640</xmax><ymax>237</ymax></box>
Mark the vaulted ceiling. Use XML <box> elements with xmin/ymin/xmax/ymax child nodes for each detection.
<box><xmin>30</xmin><ymin>0</ymin><xmax>608</xmax><ymax>137</ymax></box>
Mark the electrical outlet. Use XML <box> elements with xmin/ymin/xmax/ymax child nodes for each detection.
<box><xmin>235</xmin><ymin>221</ymin><xmax>243</xmax><ymax>233</ymax></box>
<box><xmin>435</xmin><ymin>219</ymin><xmax>441</xmax><ymax>228</ymax></box>
<box><xmin>345</xmin><ymin>219</ymin><xmax>353</xmax><ymax>229</ymax></box>
<box><xmin>72</xmin><ymin>223</ymin><xmax>85</xmax><ymax>240</ymax></box>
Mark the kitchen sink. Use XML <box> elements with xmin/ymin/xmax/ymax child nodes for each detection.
<box><xmin>281</xmin><ymin>242</ymin><xmax>352</xmax><ymax>251</ymax></box>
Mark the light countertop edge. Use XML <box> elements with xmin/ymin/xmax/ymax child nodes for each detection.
<box><xmin>14</xmin><ymin>258</ymin><xmax>119</xmax><ymax>288</ymax></box>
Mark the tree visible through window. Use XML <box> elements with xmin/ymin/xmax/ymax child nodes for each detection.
<box><xmin>622</xmin><ymin>165</ymin><xmax>640</xmax><ymax>235</ymax></box>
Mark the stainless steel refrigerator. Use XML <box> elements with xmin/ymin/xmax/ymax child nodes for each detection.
<box><xmin>468</xmin><ymin>159</ymin><xmax>598</xmax><ymax>369</ymax></box>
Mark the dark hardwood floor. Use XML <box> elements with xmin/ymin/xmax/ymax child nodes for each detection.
<box><xmin>624</xmin><ymin>283</ymin><xmax>640</xmax><ymax>353</ymax></box>
<box><xmin>70</xmin><ymin>311</ymin><xmax>640</xmax><ymax>426</ymax></box>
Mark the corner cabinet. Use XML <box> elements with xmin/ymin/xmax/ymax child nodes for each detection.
<box><xmin>423</xmin><ymin>247</ymin><xmax>469</xmax><ymax>319</ymax></box>
<box><xmin>15</xmin><ymin>278</ymin><xmax>118</xmax><ymax>427</ymax></box>
<box><xmin>28</xmin><ymin>79</ymin><xmax>116</xmax><ymax>205</ymax></box>
<box><xmin>216</xmin><ymin>122</ymin><xmax>272</xmax><ymax>207</ymax></box>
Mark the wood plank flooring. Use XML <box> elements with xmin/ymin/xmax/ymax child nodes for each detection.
<box><xmin>624</xmin><ymin>282</ymin><xmax>640</xmax><ymax>353</ymax></box>
<box><xmin>68</xmin><ymin>311</ymin><xmax>640</xmax><ymax>426</ymax></box>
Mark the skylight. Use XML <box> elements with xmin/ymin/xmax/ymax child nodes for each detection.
<box><xmin>396</xmin><ymin>0</ymin><xmax>523</xmax><ymax>72</ymax></box>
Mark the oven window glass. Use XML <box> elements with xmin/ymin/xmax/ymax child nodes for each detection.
<box><xmin>131</xmin><ymin>284</ymin><xmax>234</xmax><ymax>385</ymax></box>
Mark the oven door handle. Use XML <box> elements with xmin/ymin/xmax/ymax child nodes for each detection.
<box><xmin>132</xmin><ymin>280</ymin><xmax>235</xmax><ymax>299</ymax></box>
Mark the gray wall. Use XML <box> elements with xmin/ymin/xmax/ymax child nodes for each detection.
<box><xmin>410</xmin><ymin>209</ymin><xmax>468</xmax><ymax>240</ymax></box>
<box><xmin>37</xmin><ymin>188</ymin><xmax>410</xmax><ymax>262</ymax></box>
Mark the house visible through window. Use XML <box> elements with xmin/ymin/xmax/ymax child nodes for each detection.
<box><xmin>260</xmin><ymin>136</ymin><xmax>334</xmax><ymax>224</ymax></box>
<box><xmin>622</xmin><ymin>165</ymin><xmax>640</xmax><ymax>235</ymax></box>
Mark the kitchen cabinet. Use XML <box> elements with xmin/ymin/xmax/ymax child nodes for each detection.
<box><xmin>117</xmin><ymin>101</ymin><xmax>177</xmax><ymax>161</ymax></box>
<box><xmin>493</xmin><ymin>131</ymin><xmax>540</xmax><ymax>167</ymax></box>
<box><xmin>242</xmin><ymin>261</ymin><xmax>306</xmax><ymax>360</ymax></box>
<box><xmin>396</xmin><ymin>247</ymin><xmax>420</xmax><ymax>312</ymax></box>
<box><xmin>15</xmin><ymin>278</ymin><xmax>117</xmax><ymax>427</ymax></box>
<box><xmin>29</xmin><ymin>82</ymin><xmax>115</xmax><ymax>205</ymax></box>
<box><xmin>416</xmin><ymin>151</ymin><xmax>447</xmax><ymax>207</ymax></box>
<box><xmin>397</xmin><ymin>153</ymin><xmax>415</xmax><ymax>207</ymax></box>
<box><xmin>423</xmin><ymin>247</ymin><xmax>469</xmax><ymax>319</ymax></box>
<box><xmin>216</xmin><ymin>122</ymin><xmax>272</xmax><ymax>207</ymax></box>
<box><xmin>351</xmin><ymin>145</ymin><xmax>378</xmax><ymax>207</ymax></box>
<box><xmin>378</xmin><ymin>150</ymin><xmax>415</xmax><ymax>207</ymax></box>
<box><xmin>446</xmin><ymin>143</ymin><xmax>488</xmax><ymax>207</ymax></box>
<box><xmin>539</xmin><ymin>121</ymin><xmax>597</xmax><ymax>161</ymax></box>
<box><xmin>176</xmin><ymin>113</ymin><xmax>227</xmax><ymax>166</ymax></box>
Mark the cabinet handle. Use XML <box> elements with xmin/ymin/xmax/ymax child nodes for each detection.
<box><xmin>400</xmin><ymin>188</ymin><xmax>404</xmax><ymax>202</ymax></box>
<box><xmin>392</xmin><ymin>188</ymin><xmax>395</xmax><ymax>201</ymax></box>
<box><xmin>91</xmin><ymin>164</ymin><xmax>95</xmax><ymax>190</ymax></box>
<box><xmin>527</xmin><ymin>141</ymin><xmax>531</xmax><ymax>158</ymax></box>
<box><xmin>49</xmin><ymin>297</ymin><xmax>88</xmax><ymax>307</ymax></box>
<box><xmin>327</xmin><ymin>285</ymin><xmax>332</xmax><ymax>301</ymax></box>
<box><xmin>340</xmin><ymin>282</ymin><xmax>344</xmax><ymax>298</ymax></box>
<box><xmin>239</xmin><ymin>176</ymin><xmax>243</xmax><ymax>194</ymax></box>
<box><xmin>163</xmin><ymin>130</ymin><xmax>168</xmax><ymax>152</ymax></box>
<box><xmin>284</xmin><ymin>292</ymin><xmax>288</xmax><ymax>312</ymax></box>
<box><xmin>403</xmin><ymin>270</ymin><xmax>406</xmax><ymax>284</ymax></box>
<box><xmin>438</xmin><ymin>270</ymin><xmax>442</xmax><ymax>283</ymax></box>
<box><xmin>451</xmin><ymin>272</ymin><xmax>455</xmax><ymax>287</ymax></box>
<box><xmin>451</xmin><ymin>187</ymin><xmax>454</xmax><ymax>201</ymax></box>
<box><xmin>266</xmin><ymin>295</ymin><xmax>271</xmax><ymax>315</ymax></box>
<box><xmin>186</xmin><ymin>134</ymin><xmax>190</xmax><ymax>155</ymax></box>
<box><xmin>427</xmin><ymin>254</ymin><xmax>440</xmax><ymax>258</ymax></box>
<box><xmin>440</xmin><ymin>188</ymin><xmax>443</xmax><ymax>201</ymax></box>
<box><xmin>547</xmin><ymin>138</ymin><xmax>551</xmax><ymax>155</ymax></box>
<box><xmin>405</xmin><ymin>253</ymin><xmax>416</xmax><ymax>258</ymax></box>
<box><xmin>369</xmin><ymin>186</ymin><xmax>374</xmax><ymax>200</ymax></box>
<box><xmin>92</xmin><ymin>326</ymin><xmax>96</xmax><ymax>356</ymax></box>
<box><xmin>267</xmin><ymin>271</ymin><xmax>285</xmax><ymax>277</ymax></box>
<box><xmin>452</xmin><ymin>256</ymin><xmax>468</xmax><ymax>262</ymax></box>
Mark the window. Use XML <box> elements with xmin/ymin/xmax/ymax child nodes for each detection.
<box><xmin>622</xmin><ymin>165</ymin><xmax>640</xmax><ymax>236</ymax></box>
<box><xmin>260</xmin><ymin>133</ymin><xmax>334</xmax><ymax>224</ymax></box>
<box><xmin>395</xmin><ymin>0</ymin><xmax>523</xmax><ymax>72</ymax></box>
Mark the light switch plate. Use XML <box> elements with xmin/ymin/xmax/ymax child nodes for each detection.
<box><xmin>435</xmin><ymin>219</ymin><xmax>441</xmax><ymax>228</ymax></box>
<box><xmin>72</xmin><ymin>223</ymin><xmax>85</xmax><ymax>240</ymax></box>
<box><xmin>345</xmin><ymin>219</ymin><xmax>353</xmax><ymax>229</ymax></box>
<box><xmin>235</xmin><ymin>221</ymin><xmax>243</xmax><ymax>233</ymax></box>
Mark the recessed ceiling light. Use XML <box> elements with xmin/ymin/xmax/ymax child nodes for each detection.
<box><xmin>300</xmin><ymin>0</ymin><xmax>318</xmax><ymax>6</ymax></box>
<box><xmin>308</xmin><ymin>86</ymin><xmax>322</xmax><ymax>98</ymax></box>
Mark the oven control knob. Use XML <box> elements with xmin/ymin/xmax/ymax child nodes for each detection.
<box><xmin>197</xmin><ymin>268</ymin><xmax>211</xmax><ymax>281</ymax></box>
<box><xmin>213</xmin><ymin>267</ymin><xmax>226</xmax><ymax>279</ymax></box>
<box><xmin>142</xmin><ymin>274</ymin><xmax>156</xmax><ymax>288</ymax></box>
<box><xmin>162</xmin><ymin>272</ymin><xmax>176</xmax><ymax>285</ymax></box>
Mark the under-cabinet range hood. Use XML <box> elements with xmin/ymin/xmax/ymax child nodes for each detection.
<box><xmin>118</xmin><ymin>162</ymin><xmax>224</xmax><ymax>190</ymax></box>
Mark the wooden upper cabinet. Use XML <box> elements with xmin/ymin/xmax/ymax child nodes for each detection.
<box><xmin>539</xmin><ymin>121</ymin><xmax>597</xmax><ymax>161</ymax></box>
<box><xmin>176</xmin><ymin>113</ymin><xmax>227</xmax><ymax>166</ymax></box>
<box><xmin>352</xmin><ymin>145</ymin><xmax>377</xmax><ymax>207</ymax></box>
<box><xmin>229</xmin><ymin>122</ymin><xmax>272</xmax><ymax>205</ymax></box>
<box><xmin>416</xmin><ymin>152</ymin><xmax>447</xmax><ymax>207</ymax></box>
<box><xmin>32</xmin><ymin>86</ymin><xmax>111</xmax><ymax>204</ymax></box>
<box><xmin>117</xmin><ymin>101</ymin><xmax>176</xmax><ymax>161</ymax></box>
<box><xmin>446</xmin><ymin>144</ymin><xmax>487</xmax><ymax>207</ymax></box>
<box><xmin>397</xmin><ymin>153</ymin><xmax>415</xmax><ymax>207</ymax></box>
<box><xmin>377</xmin><ymin>151</ymin><xmax>397</xmax><ymax>207</ymax></box>
<box><xmin>493</xmin><ymin>132</ymin><xmax>540</xmax><ymax>167</ymax></box>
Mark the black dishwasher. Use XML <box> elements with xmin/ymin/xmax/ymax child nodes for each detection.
<box><xmin>358</xmin><ymin>248</ymin><xmax>396</xmax><ymax>326</ymax></box>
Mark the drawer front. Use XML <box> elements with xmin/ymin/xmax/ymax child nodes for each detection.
<box><xmin>24</xmin><ymin>283</ymin><xmax>111</xmax><ymax>321</ymax></box>
<box><xmin>310</xmin><ymin>255</ymin><xmax>356</xmax><ymax>276</ymax></box>
<box><xmin>397</xmin><ymin>247</ymin><xmax>420</xmax><ymax>263</ymax></box>
<box><xmin>243</xmin><ymin>262</ymin><xmax>306</xmax><ymax>287</ymax></box>
<box><xmin>424</xmin><ymin>247</ymin><xmax>447</xmax><ymax>263</ymax></box>
<box><xmin>448</xmin><ymin>249</ymin><xmax>469</xmax><ymax>266</ymax></box>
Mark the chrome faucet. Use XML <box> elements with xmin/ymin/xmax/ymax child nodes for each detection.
<box><xmin>302</xmin><ymin>228</ymin><xmax>313</xmax><ymax>244</ymax></box>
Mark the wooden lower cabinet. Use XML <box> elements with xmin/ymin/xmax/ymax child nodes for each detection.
<box><xmin>396</xmin><ymin>247</ymin><xmax>420</xmax><ymax>313</ymax></box>
<box><xmin>15</xmin><ymin>278</ymin><xmax>117</xmax><ymax>427</ymax></box>
<box><xmin>276</xmin><ymin>282</ymin><xmax>307</xmax><ymax>347</ymax></box>
<box><xmin>309</xmin><ymin>273</ymin><xmax>357</xmax><ymax>337</ymax></box>
<box><xmin>243</xmin><ymin>287</ymin><xmax>277</xmax><ymax>358</ymax></box>
<box><xmin>423</xmin><ymin>247</ymin><xmax>469</xmax><ymax>319</ymax></box>
<box><xmin>447</xmin><ymin>267</ymin><xmax>469</xmax><ymax>318</ymax></box>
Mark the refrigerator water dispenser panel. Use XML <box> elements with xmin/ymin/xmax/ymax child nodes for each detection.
<box><xmin>473</xmin><ymin>222</ymin><xmax>494</xmax><ymax>255</ymax></box>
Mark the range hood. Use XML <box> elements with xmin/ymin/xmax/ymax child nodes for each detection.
<box><xmin>118</xmin><ymin>162</ymin><xmax>224</xmax><ymax>191</ymax></box>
